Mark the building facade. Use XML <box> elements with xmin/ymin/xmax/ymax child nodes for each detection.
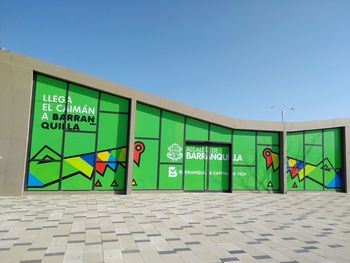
<box><xmin>0</xmin><ymin>51</ymin><xmax>349</xmax><ymax>196</ymax></box>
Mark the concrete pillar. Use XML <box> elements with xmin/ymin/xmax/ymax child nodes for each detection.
<box><xmin>280</xmin><ymin>130</ymin><xmax>287</xmax><ymax>194</ymax></box>
<box><xmin>344</xmin><ymin>126</ymin><xmax>350</xmax><ymax>193</ymax></box>
<box><xmin>125</xmin><ymin>98</ymin><xmax>136</xmax><ymax>195</ymax></box>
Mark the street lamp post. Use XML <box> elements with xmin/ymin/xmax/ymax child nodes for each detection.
<box><xmin>270</xmin><ymin>106</ymin><xmax>295</xmax><ymax>123</ymax></box>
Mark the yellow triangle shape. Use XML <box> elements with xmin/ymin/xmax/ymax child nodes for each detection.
<box><xmin>97</xmin><ymin>151</ymin><xmax>110</xmax><ymax>162</ymax></box>
<box><xmin>288</xmin><ymin>159</ymin><xmax>297</xmax><ymax>167</ymax></box>
<box><xmin>272</xmin><ymin>153</ymin><xmax>279</xmax><ymax>170</ymax></box>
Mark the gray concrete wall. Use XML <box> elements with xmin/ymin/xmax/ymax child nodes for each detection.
<box><xmin>1</xmin><ymin>51</ymin><xmax>349</xmax><ymax>195</ymax></box>
<box><xmin>0</xmin><ymin>53</ymin><xmax>33</xmax><ymax>195</ymax></box>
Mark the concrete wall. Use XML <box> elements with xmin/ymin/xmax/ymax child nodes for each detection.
<box><xmin>0</xmin><ymin>53</ymin><xmax>33</xmax><ymax>195</ymax></box>
<box><xmin>1</xmin><ymin>51</ymin><xmax>349</xmax><ymax>195</ymax></box>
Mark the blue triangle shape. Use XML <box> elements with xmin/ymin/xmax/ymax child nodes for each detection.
<box><xmin>28</xmin><ymin>173</ymin><xmax>44</xmax><ymax>187</ymax></box>
<box><xmin>327</xmin><ymin>172</ymin><xmax>342</xmax><ymax>188</ymax></box>
<box><xmin>80</xmin><ymin>153</ymin><xmax>95</xmax><ymax>167</ymax></box>
<box><xmin>108</xmin><ymin>152</ymin><xmax>116</xmax><ymax>162</ymax></box>
<box><xmin>107</xmin><ymin>162</ymin><xmax>118</xmax><ymax>171</ymax></box>
<box><xmin>296</xmin><ymin>161</ymin><xmax>305</xmax><ymax>170</ymax></box>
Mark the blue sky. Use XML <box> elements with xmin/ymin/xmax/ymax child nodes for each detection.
<box><xmin>1</xmin><ymin>0</ymin><xmax>349</xmax><ymax>122</ymax></box>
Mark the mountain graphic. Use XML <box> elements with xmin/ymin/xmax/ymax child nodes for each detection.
<box><xmin>27</xmin><ymin>142</ymin><xmax>145</xmax><ymax>189</ymax></box>
<box><xmin>265</xmin><ymin>148</ymin><xmax>343</xmax><ymax>189</ymax></box>
<box><xmin>30</xmin><ymin>145</ymin><xmax>61</xmax><ymax>161</ymax></box>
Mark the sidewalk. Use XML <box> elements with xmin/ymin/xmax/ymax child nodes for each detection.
<box><xmin>0</xmin><ymin>192</ymin><xmax>349</xmax><ymax>262</ymax></box>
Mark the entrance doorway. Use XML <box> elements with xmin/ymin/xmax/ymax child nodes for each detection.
<box><xmin>184</xmin><ymin>142</ymin><xmax>231</xmax><ymax>192</ymax></box>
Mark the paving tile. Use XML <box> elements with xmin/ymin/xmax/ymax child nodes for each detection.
<box><xmin>0</xmin><ymin>193</ymin><xmax>349</xmax><ymax>262</ymax></box>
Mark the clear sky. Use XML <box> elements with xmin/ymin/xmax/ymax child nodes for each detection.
<box><xmin>1</xmin><ymin>0</ymin><xmax>349</xmax><ymax>122</ymax></box>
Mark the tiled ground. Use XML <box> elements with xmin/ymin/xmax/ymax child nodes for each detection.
<box><xmin>0</xmin><ymin>192</ymin><xmax>349</xmax><ymax>263</ymax></box>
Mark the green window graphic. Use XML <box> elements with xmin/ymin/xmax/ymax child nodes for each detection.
<box><xmin>28</xmin><ymin>75</ymin><xmax>66</xmax><ymax>190</ymax></box>
<box><xmin>159</xmin><ymin>111</ymin><xmax>185</xmax><ymax>190</ymax></box>
<box><xmin>286</xmin><ymin>132</ymin><xmax>304</xmax><ymax>190</ymax></box>
<box><xmin>286</xmin><ymin>129</ymin><xmax>343</xmax><ymax>191</ymax></box>
<box><xmin>135</xmin><ymin>103</ymin><xmax>160</xmax><ymax>138</ymax></box>
<box><xmin>133</xmin><ymin>103</ymin><xmax>161</xmax><ymax>190</ymax></box>
<box><xmin>210</xmin><ymin>124</ymin><xmax>231</xmax><ymax>143</ymax></box>
<box><xmin>160</xmin><ymin>111</ymin><xmax>185</xmax><ymax>164</ymax></box>
<box><xmin>184</xmin><ymin>145</ymin><xmax>208</xmax><ymax>191</ymax></box>
<box><xmin>133</xmin><ymin>102</ymin><xmax>281</xmax><ymax>192</ymax></box>
<box><xmin>232</xmin><ymin>130</ymin><xmax>256</xmax><ymax>190</ymax></box>
<box><xmin>232</xmin><ymin>131</ymin><xmax>280</xmax><ymax>191</ymax></box>
<box><xmin>27</xmin><ymin>74</ymin><xmax>130</xmax><ymax>191</ymax></box>
<box><xmin>208</xmin><ymin>145</ymin><xmax>230</xmax><ymax>191</ymax></box>
<box><xmin>257</xmin><ymin>132</ymin><xmax>280</xmax><ymax>191</ymax></box>
<box><xmin>186</xmin><ymin>118</ymin><xmax>209</xmax><ymax>141</ymax></box>
<box><xmin>61</xmin><ymin>132</ymin><xmax>97</xmax><ymax>190</ymax></box>
<box><xmin>159</xmin><ymin>164</ymin><xmax>183</xmax><ymax>190</ymax></box>
<box><xmin>183</xmin><ymin>144</ymin><xmax>230</xmax><ymax>191</ymax></box>
<box><xmin>132</xmin><ymin>140</ymin><xmax>159</xmax><ymax>190</ymax></box>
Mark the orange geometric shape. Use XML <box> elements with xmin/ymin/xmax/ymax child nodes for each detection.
<box><xmin>96</xmin><ymin>161</ymin><xmax>108</xmax><ymax>175</ymax></box>
<box><xmin>263</xmin><ymin>148</ymin><xmax>279</xmax><ymax>171</ymax></box>
<box><xmin>134</xmin><ymin>142</ymin><xmax>145</xmax><ymax>166</ymax></box>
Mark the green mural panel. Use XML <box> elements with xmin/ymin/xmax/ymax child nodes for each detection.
<box><xmin>233</xmin><ymin>130</ymin><xmax>256</xmax><ymax>165</ymax></box>
<box><xmin>27</xmin><ymin>161</ymin><xmax>61</xmax><ymax>190</ymax></box>
<box><xmin>100</xmin><ymin>92</ymin><xmax>129</xmax><ymax>112</ymax></box>
<box><xmin>63</xmin><ymin>132</ymin><xmax>96</xmax><ymax>157</ymax></box>
<box><xmin>132</xmin><ymin>140</ymin><xmax>158</xmax><ymax>190</ymax></box>
<box><xmin>210</xmin><ymin>125</ymin><xmax>231</xmax><ymax>143</ymax></box>
<box><xmin>257</xmin><ymin>131</ymin><xmax>279</xmax><ymax>145</ymax></box>
<box><xmin>66</xmin><ymin>84</ymin><xmax>99</xmax><ymax>132</ymax></box>
<box><xmin>287</xmin><ymin>132</ymin><xmax>304</xmax><ymax>191</ymax></box>
<box><xmin>257</xmin><ymin>145</ymin><xmax>279</xmax><ymax>190</ymax></box>
<box><xmin>186</xmin><ymin>118</ymin><xmax>209</xmax><ymax>141</ymax></box>
<box><xmin>232</xmin><ymin>166</ymin><xmax>256</xmax><ymax>190</ymax></box>
<box><xmin>135</xmin><ymin>103</ymin><xmax>160</xmax><ymax>138</ymax></box>
<box><xmin>30</xmin><ymin>75</ymin><xmax>66</xmax><ymax>160</ymax></box>
<box><xmin>94</xmin><ymin>162</ymin><xmax>126</xmax><ymax>190</ymax></box>
<box><xmin>28</xmin><ymin>74</ymin><xmax>131</xmax><ymax>191</ymax></box>
<box><xmin>60</xmin><ymin>171</ymin><xmax>92</xmax><ymax>190</ymax></box>
<box><xmin>97</xmin><ymin>113</ymin><xmax>129</xmax><ymax>151</ymax></box>
<box><xmin>159</xmin><ymin>164</ymin><xmax>183</xmax><ymax>190</ymax></box>
<box><xmin>160</xmin><ymin>111</ymin><xmax>185</xmax><ymax>163</ymax></box>
<box><xmin>61</xmin><ymin>132</ymin><xmax>96</xmax><ymax>190</ymax></box>
<box><xmin>324</xmin><ymin>128</ymin><xmax>342</xmax><ymax>190</ymax></box>
<box><xmin>324</xmin><ymin>129</ymin><xmax>342</xmax><ymax>168</ymax></box>
<box><xmin>287</xmin><ymin>132</ymin><xmax>304</xmax><ymax>159</ymax></box>
<box><xmin>305</xmin><ymin>145</ymin><xmax>323</xmax><ymax>190</ymax></box>
<box><xmin>208</xmin><ymin>145</ymin><xmax>230</xmax><ymax>191</ymax></box>
<box><xmin>304</xmin><ymin>145</ymin><xmax>322</xmax><ymax>164</ymax></box>
<box><xmin>305</xmin><ymin>130</ymin><xmax>322</xmax><ymax>145</ymax></box>
<box><xmin>286</xmin><ymin>129</ymin><xmax>343</xmax><ymax>191</ymax></box>
<box><xmin>184</xmin><ymin>145</ymin><xmax>207</xmax><ymax>190</ymax></box>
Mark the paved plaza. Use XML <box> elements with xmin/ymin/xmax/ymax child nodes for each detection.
<box><xmin>0</xmin><ymin>192</ymin><xmax>349</xmax><ymax>263</ymax></box>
